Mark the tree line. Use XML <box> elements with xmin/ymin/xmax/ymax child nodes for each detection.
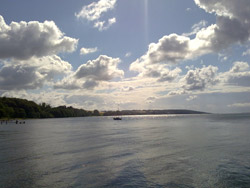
<box><xmin>0</xmin><ymin>97</ymin><xmax>100</xmax><ymax>119</ymax></box>
<box><xmin>0</xmin><ymin>97</ymin><xmax>208</xmax><ymax>119</ymax></box>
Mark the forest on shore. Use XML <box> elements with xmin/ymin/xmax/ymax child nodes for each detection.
<box><xmin>0</xmin><ymin>97</ymin><xmax>208</xmax><ymax>119</ymax></box>
<box><xmin>0</xmin><ymin>97</ymin><xmax>100</xmax><ymax>119</ymax></box>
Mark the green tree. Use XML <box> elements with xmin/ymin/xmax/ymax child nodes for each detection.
<box><xmin>93</xmin><ymin>109</ymin><xmax>100</xmax><ymax>116</ymax></box>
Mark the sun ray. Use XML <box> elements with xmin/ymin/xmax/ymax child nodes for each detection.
<box><xmin>144</xmin><ymin>0</ymin><xmax>149</xmax><ymax>44</ymax></box>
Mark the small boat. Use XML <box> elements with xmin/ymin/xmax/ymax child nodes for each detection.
<box><xmin>113</xmin><ymin>104</ymin><xmax>122</xmax><ymax>120</ymax></box>
<box><xmin>113</xmin><ymin>117</ymin><xmax>122</xmax><ymax>120</ymax></box>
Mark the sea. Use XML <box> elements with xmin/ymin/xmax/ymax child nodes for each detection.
<box><xmin>0</xmin><ymin>114</ymin><xmax>250</xmax><ymax>188</ymax></box>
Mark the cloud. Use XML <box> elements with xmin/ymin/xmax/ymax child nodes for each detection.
<box><xmin>75</xmin><ymin>55</ymin><xmax>123</xmax><ymax>80</ymax></box>
<box><xmin>94</xmin><ymin>17</ymin><xmax>116</xmax><ymax>31</ymax></box>
<box><xmin>218</xmin><ymin>53</ymin><xmax>228</xmax><ymax>62</ymax></box>
<box><xmin>146</xmin><ymin>96</ymin><xmax>157</xmax><ymax>103</ymax></box>
<box><xmin>243</xmin><ymin>49</ymin><xmax>250</xmax><ymax>56</ymax></box>
<box><xmin>64</xmin><ymin>94</ymin><xmax>104</xmax><ymax>109</ymax></box>
<box><xmin>54</xmin><ymin>75</ymin><xmax>82</xmax><ymax>90</ymax></box>
<box><xmin>182</xmin><ymin>65</ymin><xmax>219</xmax><ymax>91</ymax></box>
<box><xmin>76</xmin><ymin>0</ymin><xmax>117</xmax><ymax>31</ymax></box>
<box><xmin>130</xmin><ymin>0</ymin><xmax>250</xmax><ymax>73</ymax></box>
<box><xmin>76</xmin><ymin>0</ymin><xmax>116</xmax><ymax>21</ymax></box>
<box><xmin>170</xmin><ymin>61</ymin><xmax>250</xmax><ymax>96</ymax></box>
<box><xmin>55</xmin><ymin>55</ymin><xmax>124</xmax><ymax>90</ymax></box>
<box><xmin>229</xmin><ymin>61</ymin><xmax>249</xmax><ymax>73</ymax></box>
<box><xmin>80</xmin><ymin>47</ymin><xmax>98</xmax><ymax>55</ymax></box>
<box><xmin>186</xmin><ymin>95</ymin><xmax>198</xmax><ymax>101</ymax></box>
<box><xmin>183</xmin><ymin>20</ymin><xmax>208</xmax><ymax>36</ymax></box>
<box><xmin>224</xmin><ymin>61</ymin><xmax>250</xmax><ymax>87</ymax></box>
<box><xmin>130</xmin><ymin>34</ymin><xmax>192</xmax><ymax>68</ymax></box>
<box><xmin>1</xmin><ymin>90</ymin><xmax>104</xmax><ymax>110</ymax></box>
<box><xmin>141</xmin><ymin>65</ymin><xmax>182</xmax><ymax>82</ymax></box>
<box><xmin>0</xmin><ymin>55</ymin><xmax>72</xmax><ymax>90</ymax></box>
<box><xmin>131</xmin><ymin>56</ymin><xmax>182</xmax><ymax>83</ymax></box>
<box><xmin>167</xmin><ymin>66</ymin><xmax>221</xmax><ymax>96</ymax></box>
<box><xmin>194</xmin><ymin>0</ymin><xmax>250</xmax><ymax>48</ymax></box>
<box><xmin>168</xmin><ymin>90</ymin><xmax>187</xmax><ymax>96</ymax></box>
<box><xmin>157</xmin><ymin>67</ymin><xmax>182</xmax><ymax>82</ymax></box>
<box><xmin>228</xmin><ymin>102</ymin><xmax>250</xmax><ymax>108</ymax></box>
<box><xmin>122</xmin><ymin>86</ymin><xmax>134</xmax><ymax>92</ymax></box>
<box><xmin>194</xmin><ymin>0</ymin><xmax>250</xmax><ymax>19</ymax></box>
<box><xmin>125</xmin><ymin>52</ymin><xmax>132</xmax><ymax>57</ymax></box>
<box><xmin>0</xmin><ymin>15</ymin><xmax>78</xmax><ymax>60</ymax></box>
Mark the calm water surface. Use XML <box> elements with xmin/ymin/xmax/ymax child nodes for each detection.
<box><xmin>0</xmin><ymin>114</ymin><xmax>250</xmax><ymax>188</ymax></box>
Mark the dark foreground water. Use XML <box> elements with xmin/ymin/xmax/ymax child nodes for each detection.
<box><xmin>0</xmin><ymin>114</ymin><xmax>250</xmax><ymax>188</ymax></box>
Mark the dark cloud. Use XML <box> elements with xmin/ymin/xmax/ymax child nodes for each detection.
<box><xmin>0</xmin><ymin>56</ymin><xmax>72</xmax><ymax>90</ymax></box>
<box><xmin>0</xmin><ymin>65</ymin><xmax>42</xmax><ymax>90</ymax></box>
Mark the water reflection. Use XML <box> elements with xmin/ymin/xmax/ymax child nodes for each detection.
<box><xmin>0</xmin><ymin>115</ymin><xmax>250</xmax><ymax>187</ymax></box>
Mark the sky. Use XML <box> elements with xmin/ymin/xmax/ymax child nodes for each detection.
<box><xmin>0</xmin><ymin>0</ymin><xmax>250</xmax><ymax>113</ymax></box>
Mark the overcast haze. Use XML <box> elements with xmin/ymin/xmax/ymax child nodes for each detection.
<box><xmin>0</xmin><ymin>0</ymin><xmax>250</xmax><ymax>113</ymax></box>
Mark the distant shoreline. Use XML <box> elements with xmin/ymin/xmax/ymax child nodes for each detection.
<box><xmin>0</xmin><ymin>97</ymin><xmax>210</xmax><ymax>120</ymax></box>
<box><xmin>0</xmin><ymin>109</ymin><xmax>210</xmax><ymax>121</ymax></box>
<box><xmin>102</xmin><ymin>109</ymin><xmax>210</xmax><ymax>116</ymax></box>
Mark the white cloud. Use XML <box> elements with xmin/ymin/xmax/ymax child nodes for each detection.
<box><xmin>223</xmin><ymin>61</ymin><xmax>250</xmax><ymax>87</ymax></box>
<box><xmin>75</xmin><ymin>55</ymin><xmax>123</xmax><ymax>81</ymax></box>
<box><xmin>228</xmin><ymin>103</ymin><xmax>250</xmax><ymax>108</ymax></box>
<box><xmin>218</xmin><ymin>53</ymin><xmax>228</xmax><ymax>62</ymax></box>
<box><xmin>157</xmin><ymin>67</ymin><xmax>182</xmax><ymax>82</ymax></box>
<box><xmin>183</xmin><ymin>20</ymin><xmax>208</xmax><ymax>36</ymax></box>
<box><xmin>130</xmin><ymin>0</ymin><xmax>250</xmax><ymax>74</ymax></box>
<box><xmin>54</xmin><ymin>75</ymin><xmax>82</xmax><ymax>90</ymax></box>
<box><xmin>129</xmin><ymin>30</ymin><xmax>215</xmax><ymax>75</ymax></box>
<box><xmin>0</xmin><ymin>55</ymin><xmax>72</xmax><ymax>90</ymax></box>
<box><xmin>186</xmin><ymin>95</ymin><xmax>198</xmax><ymax>101</ymax></box>
<box><xmin>80</xmin><ymin>47</ymin><xmax>98</xmax><ymax>55</ymax></box>
<box><xmin>139</xmin><ymin>65</ymin><xmax>182</xmax><ymax>82</ymax></box>
<box><xmin>182</xmin><ymin>65</ymin><xmax>219</xmax><ymax>91</ymax></box>
<box><xmin>55</xmin><ymin>55</ymin><xmax>124</xmax><ymax>90</ymax></box>
<box><xmin>94</xmin><ymin>17</ymin><xmax>116</xmax><ymax>31</ymax></box>
<box><xmin>229</xmin><ymin>61</ymin><xmax>249</xmax><ymax>73</ymax></box>
<box><xmin>122</xmin><ymin>86</ymin><xmax>134</xmax><ymax>92</ymax></box>
<box><xmin>76</xmin><ymin>0</ymin><xmax>116</xmax><ymax>21</ymax></box>
<box><xmin>130</xmin><ymin>34</ymin><xmax>192</xmax><ymax>68</ymax></box>
<box><xmin>0</xmin><ymin>15</ymin><xmax>78</xmax><ymax>60</ymax></box>
<box><xmin>76</xmin><ymin>0</ymin><xmax>117</xmax><ymax>31</ymax></box>
<box><xmin>108</xmin><ymin>17</ymin><xmax>116</xmax><ymax>25</ymax></box>
<box><xmin>243</xmin><ymin>49</ymin><xmax>250</xmax><ymax>56</ymax></box>
<box><xmin>168</xmin><ymin>90</ymin><xmax>187</xmax><ymax>96</ymax></box>
<box><xmin>125</xmin><ymin>52</ymin><xmax>132</xmax><ymax>57</ymax></box>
